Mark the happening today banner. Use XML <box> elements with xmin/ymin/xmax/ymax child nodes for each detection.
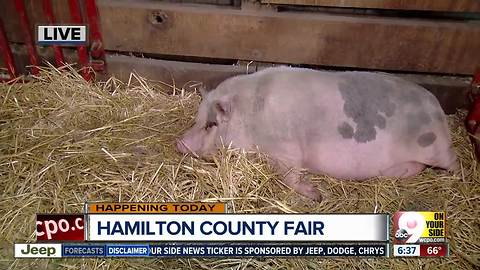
<box><xmin>34</xmin><ymin>203</ymin><xmax>389</xmax><ymax>242</ymax></box>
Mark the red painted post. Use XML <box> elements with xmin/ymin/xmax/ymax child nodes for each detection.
<box><xmin>68</xmin><ymin>0</ymin><xmax>92</xmax><ymax>81</ymax></box>
<box><xmin>42</xmin><ymin>0</ymin><xmax>65</xmax><ymax>67</ymax></box>
<box><xmin>465</xmin><ymin>68</ymin><xmax>480</xmax><ymax>161</ymax></box>
<box><xmin>0</xmin><ymin>17</ymin><xmax>17</xmax><ymax>79</ymax></box>
<box><xmin>473</xmin><ymin>68</ymin><xmax>480</xmax><ymax>86</ymax></box>
<box><xmin>85</xmin><ymin>0</ymin><xmax>106</xmax><ymax>73</ymax></box>
<box><xmin>14</xmin><ymin>0</ymin><xmax>39</xmax><ymax>75</ymax></box>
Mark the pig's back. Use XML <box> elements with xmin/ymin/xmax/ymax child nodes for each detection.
<box><xmin>232</xmin><ymin>67</ymin><xmax>454</xmax><ymax>179</ymax></box>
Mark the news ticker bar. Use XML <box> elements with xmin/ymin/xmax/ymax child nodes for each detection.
<box><xmin>14</xmin><ymin>243</ymin><xmax>389</xmax><ymax>258</ymax></box>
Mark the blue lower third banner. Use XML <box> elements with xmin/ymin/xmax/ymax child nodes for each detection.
<box><xmin>58</xmin><ymin>243</ymin><xmax>388</xmax><ymax>257</ymax></box>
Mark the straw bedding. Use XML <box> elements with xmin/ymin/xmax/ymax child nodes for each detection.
<box><xmin>0</xmin><ymin>66</ymin><xmax>478</xmax><ymax>269</ymax></box>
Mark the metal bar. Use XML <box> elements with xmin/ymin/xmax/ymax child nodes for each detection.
<box><xmin>465</xmin><ymin>99</ymin><xmax>480</xmax><ymax>161</ymax></box>
<box><xmin>68</xmin><ymin>0</ymin><xmax>92</xmax><ymax>81</ymax></box>
<box><xmin>465</xmin><ymin>68</ymin><xmax>480</xmax><ymax>161</ymax></box>
<box><xmin>0</xmin><ymin>17</ymin><xmax>17</xmax><ymax>79</ymax></box>
<box><xmin>473</xmin><ymin>68</ymin><xmax>480</xmax><ymax>86</ymax></box>
<box><xmin>42</xmin><ymin>0</ymin><xmax>65</xmax><ymax>67</ymax></box>
<box><xmin>14</xmin><ymin>0</ymin><xmax>39</xmax><ymax>75</ymax></box>
<box><xmin>85</xmin><ymin>0</ymin><xmax>106</xmax><ymax>73</ymax></box>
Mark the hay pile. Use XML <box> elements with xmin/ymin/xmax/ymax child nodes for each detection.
<box><xmin>0</xmin><ymin>66</ymin><xmax>478</xmax><ymax>269</ymax></box>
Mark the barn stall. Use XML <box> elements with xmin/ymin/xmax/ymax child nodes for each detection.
<box><xmin>0</xmin><ymin>0</ymin><xmax>480</xmax><ymax>269</ymax></box>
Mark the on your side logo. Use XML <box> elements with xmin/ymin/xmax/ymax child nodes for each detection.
<box><xmin>14</xmin><ymin>243</ymin><xmax>62</xmax><ymax>258</ymax></box>
<box><xmin>37</xmin><ymin>25</ymin><xmax>87</xmax><ymax>45</ymax></box>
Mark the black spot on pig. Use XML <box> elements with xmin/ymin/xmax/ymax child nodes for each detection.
<box><xmin>384</xmin><ymin>106</ymin><xmax>395</xmax><ymax>117</ymax></box>
<box><xmin>353</xmin><ymin>126</ymin><xmax>377</xmax><ymax>143</ymax></box>
<box><xmin>390</xmin><ymin>76</ymin><xmax>426</xmax><ymax>107</ymax></box>
<box><xmin>398</xmin><ymin>91</ymin><xmax>422</xmax><ymax>106</ymax></box>
<box><xmin>417</xmin><ymin>132</ymin><xmax>437</xmax><ymax>147</ymax></box>
<box><xmin>406</xmin><ymin>111</ymin><xmax>431</xmax><ymax>135</ymax></box>
<box><xmin>338</xmin><ymin>122</ymin><xmax>354</xmax><ymax>139</ymax></box>
<box><xmin>375</xmin><ymin>114</ymin><xmax>386</xmax><ymax>129</ymax></box>
<box><xmin>338</xmin><ymin>73</ymin><xmax>396</xmax><ymax>143</ymax></box>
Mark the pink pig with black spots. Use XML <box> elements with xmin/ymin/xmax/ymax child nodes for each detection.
<box><xmin>177</xmin><ymin>67</ymin><xmax>457</xmax><ymax>201</ymax></box>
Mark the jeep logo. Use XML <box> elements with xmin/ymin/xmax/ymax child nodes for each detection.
<box><xmin>14</xmin><ymin>244</ymin><xmax>62</xmax><ymax>258</ymax></box>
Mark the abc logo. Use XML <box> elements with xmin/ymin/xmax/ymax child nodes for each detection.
<box><xmin>394</xmin><ymin>229</ymin><xmax>409</xmax><ymax>240</ymax></box>
<box><xmin>396</xmin><ymin>212</ymin><xmax>425</xmax><ymax>243</ymax></box>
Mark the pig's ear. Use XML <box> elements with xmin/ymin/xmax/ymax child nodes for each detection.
<box><xmin>198</xmin><ymin>85</ymin><xmax>207</xmax><ymax>98</ymax></box>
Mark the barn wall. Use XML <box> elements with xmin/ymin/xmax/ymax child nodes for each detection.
<box><xmin>261</xmin><ymin>0</ymin><xmax>480</xmax><ymax>12</ymax></box>
<box><xmin>0</xmin><ymin>0</ymin><xmax>478</xmax><ymax>112</ymax></box>
<box><xmin>1</xmin><ymin>0</ymin><xmax>479</xmax><ymax>75</ymax></box>
<box><xmin>94</xmin><ymin>0</ymin><xmax>479</xmax><ymax>75</ymax></box>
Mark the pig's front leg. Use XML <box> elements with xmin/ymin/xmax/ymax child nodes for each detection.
<box><xmin>270</xmin><ymin>159</ymin><xmax>322</xmax><ymax>202</ymax></box>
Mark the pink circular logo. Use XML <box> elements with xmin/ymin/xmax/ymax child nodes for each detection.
<box><xmin>407</xmin><ymin>219</ymin><xmax>417</xmax><ymax>229</ymax></box>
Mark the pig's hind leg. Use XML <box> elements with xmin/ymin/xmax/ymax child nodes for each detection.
<box><xmin>270</xmin><ymin>159</ymin><xmax>322</xmax><ymax>202</ymax></box>
<box><xmin>380</xmin><ymin>162</ymin><xmax>426</xmax><ymax>178</ymax></box>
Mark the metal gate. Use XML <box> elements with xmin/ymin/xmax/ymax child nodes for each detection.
<box><xmin>0</xmin><ymin>0</ymin><xmax>105</xmax><ymax>81</ymax></box>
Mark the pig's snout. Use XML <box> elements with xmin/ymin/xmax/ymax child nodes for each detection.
<box><xmin>176</xmin><ymin>138</ymin><xmax>201</xmax><ymax>158</ymax></box>
<box><xmin>176</xmin><ymin>139</ymin><xmax>189</xmax><ymax>154</ymax></box>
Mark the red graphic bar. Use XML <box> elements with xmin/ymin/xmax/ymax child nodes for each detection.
<box><xmin>42</xmin><ymin>0</ymin><xmax>65</xmax><ymax>67</ymax></box>
<box><xmin>85</xmin><ymin>0</ymin><xmax>106</xmax><ymax>73</ymax></box>
<box><xmin>36</xmin><ymin>214</ymin><xmax>85</xmax><ymax>241</ymax></box>
<box><xmin>14</xmin><ymin>0</ymin><xmax>39</xmax><ymax>75</ymax></box>
<box><xmin>419</xmin><ymin>244</ymin><xmax>448</xmax><ymax>257</ymax></box>
<box><xmin>68</xmin><ymin>0</ymin><xmax>92</xmax><ymax>81</ymax></box>
<box><xmin>0</xmin><ymin>17</ymin><xmax>16</xmax><ymax>79</ymax></box>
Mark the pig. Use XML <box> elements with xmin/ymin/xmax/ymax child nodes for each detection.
<box><xmin>176</xmin><ymin>67</ymin><xmax>458</xmax><ymax>201</ymax></box>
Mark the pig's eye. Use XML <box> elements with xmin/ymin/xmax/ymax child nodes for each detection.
<box><xmin>205</xmin><ymin>121</ymin><xmax>217</xmax><ymax>130</ymax></box>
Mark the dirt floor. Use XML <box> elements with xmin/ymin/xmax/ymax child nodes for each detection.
<box><xmin>0</xmin><ymin>68</ymin><xmax>478</xmax><ymax>269</ymax></box>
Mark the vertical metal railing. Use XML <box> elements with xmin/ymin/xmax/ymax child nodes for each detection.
<box><xmin>68</xmin><ymin>0</ymin><xmax>92</xmax><ymax>81</ymax></box>
<box><xmin>85</xmin><ymin>0</ymin><xmax>106</xmax><ymax>73</ymax></box>
<box><xmin>0</xmin><ymin>17</ymin><xmax>17</xmax><ymax>79</ymax></box>
<box><xmin>14</xmin><ymin>0</ymin><xmax>39</xmax><ymax>75</ymax></box>
<box><xmin>42</xmin><ymin>0</ymin><xmax>66</xmax><ymax>67</ymax></box>
<box><xmin>465</xmin><ymin>68</ymin><xmax>480</xmax><ymax>161</ymax></box>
